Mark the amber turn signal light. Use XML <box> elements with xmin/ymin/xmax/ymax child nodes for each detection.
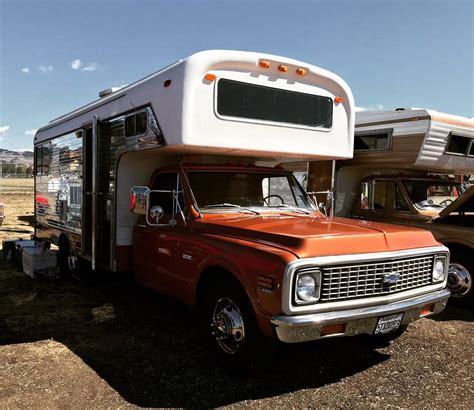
<box><xmin>296</xmin><ymin>67</ymin><xmax>306</xmax><ymax>76</ymax></box>
<box><xmin>334</xmin><ymin>96</ymin><xmax>344</xmax><ymax>104</ymax></box>
<box><xmin>278</xmin><ymin>64</ymin><xmax>288</xmax><ymax>73</ymax></box>
<box><xmin>420</xmin><ymin>304</ymin><xmax>434</xmax><ymax>317</ymax></box>
<box><xmin>204</xmin><ymin>73</ymin><xmax>216</xmax><ymax>82</ymax></box>
<box><xmin>259</xmin><ymin>60</ymin><xmax>270</xmax><ymax>69</ymax></box>
<box><xmin>320</xmin><ymin>323</ymin><xmax>347</xmax><ymax>337</ymax></box>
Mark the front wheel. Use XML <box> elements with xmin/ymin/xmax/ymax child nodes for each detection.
<box><xmin>200</xmin><ymin>282</ymin><xmax>268</xmax><ymax>368</ymax></box>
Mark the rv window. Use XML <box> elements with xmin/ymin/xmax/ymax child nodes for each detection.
<box><xmin>446</xmin><ymin>134</ymin><xmax>470</xmax><ymax>155</ymax></box>
<box><xmin>125</xmin><ymin>111</ymin><xmax>148</xmax><ymax>137</ymax></box>
<box><xmin>468</xmin><ymin>140</ymin><xmax>474</xmax><ymax>157</ymax></box>
<box><xmin>354</xmin><ymin>132</ymin><xmax>391</xmax><ymax>151</ymax></box>
<box><xmin>217</xmin><ymin>79</ymin><xmax>333</xmax><ymax>128</ymax></box>
<box><xmin>35</xmin><ymin>143</ymin><xmax>52</xmax><ymax>175</ymax></box>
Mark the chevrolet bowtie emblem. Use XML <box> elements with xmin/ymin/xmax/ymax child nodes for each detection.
<box><xmin>382</xmin><ymin>274</ymin><xmax>400</xmax><ymax>286</ymax></box>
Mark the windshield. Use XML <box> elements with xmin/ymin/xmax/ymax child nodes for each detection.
<box><xmin>403</xmin><ymin>180</ymin><xmax>464</xmax><ymax>209</ymax></box>
<box><xmin>187</xmin><ymin>170</ymin><xmax>314</xmax><ymax>212</ymax></box>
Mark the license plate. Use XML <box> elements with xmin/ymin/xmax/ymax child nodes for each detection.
<box><xmin>374</xmin><ymin>313</ymin><xmax>404</xmax><ymax>335</ymax></box>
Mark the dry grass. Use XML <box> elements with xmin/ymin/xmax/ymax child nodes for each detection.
<box><xmin>0</xmin><ymin>178</ymin><xmax>34</xmax><ymax>243</ymax></box>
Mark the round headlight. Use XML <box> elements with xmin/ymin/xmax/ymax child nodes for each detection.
<box><xmin>296</xmin><ymin>274</ymin><xmax>317</xmax><ymax>301</ymax></box>
<box><xmin>433</xmin><ymin>258</ymin><xmax>446</xmax><ymax>282</ymax></box>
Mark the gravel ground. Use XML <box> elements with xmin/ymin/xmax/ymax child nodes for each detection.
<box><xmin>0</xmin><ymin>257</ymin><xmax>473</xmax><ymax>408</ymax></box>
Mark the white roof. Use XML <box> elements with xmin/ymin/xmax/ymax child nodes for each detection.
<box><xmin>35</xmin><ymin>50</ymin><xmax>355</xmax><ymax>162</ymax></box>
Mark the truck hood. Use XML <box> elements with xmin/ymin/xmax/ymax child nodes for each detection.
<box><xmin>198</xmin><ymin>213</ymin><xmax>439</xmax><ymax>258</ymax></box>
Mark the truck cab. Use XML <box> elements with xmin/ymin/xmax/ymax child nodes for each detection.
<box><xmin>131</xmin><ymin>162</ymin><xmax>450</xmax><ymax>362</ymax></box>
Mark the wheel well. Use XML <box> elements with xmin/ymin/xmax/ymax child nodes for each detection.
<box><xmin>444</xmin><ymin>243</ymin><xmax>472</xmax><ymax>263</ymax></box>
<box><xmin>196</xmin><ymin>266</ymin><xmax>247</xmax><ymax>306</ymax></box>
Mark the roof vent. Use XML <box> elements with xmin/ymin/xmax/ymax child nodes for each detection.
<box><xmin>98</xmin><ymin>87</ymin><xmax>121</xmax><ymax>98</ymax></box>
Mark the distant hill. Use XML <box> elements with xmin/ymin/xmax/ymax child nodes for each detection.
<box><xmin>0</xmin><ymin>149</ymin><xmax>34</xmax><ymax>166</ymax></box>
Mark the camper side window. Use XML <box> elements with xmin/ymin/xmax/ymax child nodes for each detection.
<box><xmin>373</xmin><ymin>180</ymin><xmax>409</xmax><ymax>211</ymax></box>
<box><xmin>125</xmin><ymin>111</ymin><xmax>148</xmax><ymax>137</ymax></box>
<box><xmin>35</xmin><ymin>143</ymin><xmax>52</xmax><ymax>176</ymax></box>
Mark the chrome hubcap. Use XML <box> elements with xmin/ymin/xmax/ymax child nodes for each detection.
<box><xmin>448</xmin><ymin>263</ymin><xmax>472</xmax><ymax>297</ymax></box>
<box><xmin>210</xmin><ymin>298</ymin><xmax>245</xmax><ymax>354</ymax></box>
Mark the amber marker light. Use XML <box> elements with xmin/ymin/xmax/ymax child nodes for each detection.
<box><xmin>296</xmin><ymin>67</ymin><xmax>306</xmax><ymax>76</ymax></box>
<box><xmin>259</xmin><ymin>60</ymin><xmax>270</xmax><ymax>69</ymax></box>
<box><xmin>334</xmin><ymin>96</ymin><xmax>344</xmax><ymax>104</ymax></box>
<box><xmin>204</xmin><ymin>73</ymin><xmax>216</xmax><ymax>82</ymax></box>
<box><xmin>320</xmin><ymin>323</ymin><xmax>347</xmax><ymax>337</ymax></box>
<box><xmin>420</xmin><ymin>304</ymin><xmax>434</xmax><ymax>317</ymax></box>
<box><xmin>278</xmin><ymin>64</ymin><xmax>288</xmax><ymax>73</ymax></box>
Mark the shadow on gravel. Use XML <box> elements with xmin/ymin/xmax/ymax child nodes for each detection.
<box><xmin>1</xmin><ymin>258</ymin><xmax>396</xmax><ymax>407</ymax></box>
<box><xmin>430</xmin><ymin>302</ymin><xmax>474</xmax><ymax>323</ymax></box>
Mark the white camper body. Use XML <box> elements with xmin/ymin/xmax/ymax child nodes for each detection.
<box><xmin>335</xmin><ymin>109</ymin><xmax>474</xmax><ymax>217</ymax></box>
<box><xmin>33</xmin><ymin>50</ymin><xmax>355</xmax><ymax>271</ymax></box>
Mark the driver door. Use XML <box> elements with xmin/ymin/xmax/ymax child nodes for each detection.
<box><xmin>133</xmin><ymin>171</ymin><xmax>186</xmax><ymax>294</ymax></box>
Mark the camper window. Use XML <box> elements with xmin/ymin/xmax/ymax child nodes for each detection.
<box><xmin>125</xmin><ymin>111</ymin><xmax>148</xmax><ymax>137</ymax></box>
<box><xmin>354</xmin><ymin>130</ymin><xmax>392</xmax><ymax>151</ymax></box>
<box><xmin>446</xmin><ymin>134</ymin><xmax>471</xmax><ymax>156</ymax></box>
<box><xmin>35</xmin><ymin>142</ymin><xmax>52</xmax><ymax>175</ymax></box>
<box><xmin>468</xmin><ymin>140</ymin><xmax>474</xmax><ymax>157</ymax></box>
<box><xmin>217</xmin><ymin>79</ymin><xmax>333</xmax><ymax>128</ymax></box>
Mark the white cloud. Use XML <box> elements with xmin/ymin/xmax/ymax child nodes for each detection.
<box><xmin>0</xmin><ymin>125</ymin><xmax>10</xmax><ymax>142</ymax></box>
<box><xmin>38</xmin><ymin>65</ymin><xmax>54</xmax><ymax>73</ymax></box>
<box><xmin>70</xmin><ymin>59</ymin><xmax>82</xmax><ymax>70</ymax></box>
<box><xmin>25</xmin><ymin>129</ymin><xmax>38</xmax><ymax>136</ymax></box>
<box><xmin>82</xmin><ymin>62</ymin><xmax>98</xmax><ymax>72</ymax></box>
<box><xmin>21</xmin><ymin>67</ymin><xmax>30</xmax><ymax>74</ymax></box>
<box><xmin>355</xmin><ymin>104</ymin><xmax>384</xmax><ymax>112</ymax></box>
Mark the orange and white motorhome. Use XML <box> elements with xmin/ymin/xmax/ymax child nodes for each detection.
<box><xmin>34</xmin><ymin>51</ymin><xmax>450</xmax><ymax>365</ymax></box>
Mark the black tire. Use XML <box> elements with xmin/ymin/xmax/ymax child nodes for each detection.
<box><xmin>199</xmin><ymin>280</ymin><xmax>270</xmax><ymax>369</ymax></box>
<box><xmin>58</xmin><ymin>237</ymin><xmax>72</xmax><ymax>278</ymax></box>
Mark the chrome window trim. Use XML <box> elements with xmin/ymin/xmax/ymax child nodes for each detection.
<box><xmin>281</xmin><ymin>245</ymin><xmax>449</xmax><ymax>315</ymax></box>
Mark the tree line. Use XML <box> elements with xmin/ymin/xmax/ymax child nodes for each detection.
<box><xmin>1</xmin><ymin>163</ymin><xmax>34</xmax><ymax>177</ymax></box>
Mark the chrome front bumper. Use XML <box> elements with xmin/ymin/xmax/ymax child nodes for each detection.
<box><xmin>272</xmin><ymin>289</ymin><xmax>450</xmax><ymax>343</ymax></box>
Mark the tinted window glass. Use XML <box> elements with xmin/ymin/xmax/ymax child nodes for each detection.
<box><xmin>446</xmin><ymin>134</ymin><xmax>470</xmax><ymax>155</ymax></box>
<box><xmin>355</xmin><ymin>133</ymin><xmax>390</xmax><ymax>151</ymax></box>
<box><xmin>125</xmin><ymin>112</ymin><xmax>148</xmax><ymax>137</ymax></box>
<box><xmin>151</xmin><ymin>172</ymin><xmax>184</xmax><ymax>214</ymax></box>
<box><xmin>374</xmin><ymin>181</ymin><xmax>408</xmax><ymax>211</ymax></box>
<box><xmin>136</xmin><ymin>112</ymin><xmax>148</xmax><ymax>134</ymax></box>
<box><xmin>217</xmin><ymin>79</ymin><xmax>333</xmax><ymax>128</ymax></box>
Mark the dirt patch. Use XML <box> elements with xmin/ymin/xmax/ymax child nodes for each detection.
<box><xmin>0</xmin><ymin>178</ymin><xmax>34</xmax><ymax>243</ymax></box>
<box><xmin>0</xmin><ymin>180</ymin><xmax>473</xmax><ymax>407</ymax></box>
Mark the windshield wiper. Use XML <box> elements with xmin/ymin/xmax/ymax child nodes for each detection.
<box><xmin>202</xmin><ymin>203</ymin><xmax>260</xmax><ymax>215</ymax></box>
<box><xmin>275</xmin><ymin>204</ymin><xmax>311</xmax><ymax>215</ymax></box>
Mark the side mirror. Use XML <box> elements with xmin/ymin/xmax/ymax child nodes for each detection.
<box><xmin>149</xmin><ymin>205</ymin><xmax>164</xmax><ymax>224</ymax></box>
<box><xmin>130</xmin><ymin>186</ymin><xmax>150</xmax><ymax>215</ymax></box>
<box><xmin>318</xmin><ymin>202</ymin><xmax>327</xmax><ymax>216</ymax></box>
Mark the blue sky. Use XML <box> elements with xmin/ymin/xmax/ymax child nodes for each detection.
<box><xmin>0</xmin><ymin>0</ymin><xmax>472</xmax><ymax>151</ymax></box>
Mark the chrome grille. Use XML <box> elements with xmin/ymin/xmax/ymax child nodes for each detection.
<box><xmin>304</xmin><ymin>255</ymin><xmax>434</xmax><ymax>302</ymax></box>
